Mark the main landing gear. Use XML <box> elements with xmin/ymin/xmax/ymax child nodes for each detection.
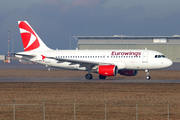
<box><xmin>85</xmin><ymin>74</ymin><xmax>93</xmax><ymax>80</ymax></box>
<box><xmin>145</xmin><ymin>69</ymin><xmax>151</xmax><ymax>80</ymax></box>
<box><xmin>85</xmin><ymin>74</ymin><xmax>107</xmax><ymax>80</ymax></box>
<box><xmin>99</xmin><ymin>75</ymin><xmax>106</xmax><ymax>79</ymax></box>
<box><xmin>85</xmin><ymin>69</ymin><xmax>93</xmax><ymax>80</ymax></box>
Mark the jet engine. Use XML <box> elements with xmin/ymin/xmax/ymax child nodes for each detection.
<box><xmin>118</xmin><ymin>70</ymin><xmax>138</xmax><ymax>76</ymax></box>
<box><xmin>97</xmin><ymin>65</ymin><xmax>118</xmax><ymax>76</ymax></box>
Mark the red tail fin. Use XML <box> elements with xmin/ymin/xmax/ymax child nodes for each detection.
<box><xmin>18</xmin><ymin>21</ymin><xmax>50</xmax><ymax>51</ymax></box>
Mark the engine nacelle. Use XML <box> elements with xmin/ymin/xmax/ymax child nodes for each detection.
<box><xmin>118</xmin><ymin>70</ymin><xmax>138</xmax><ymax>76</ymax></box>
<box><xmin>97</xmin><ymin>65</ymin><xmax>118</xmax><ymax>76</ymax></box>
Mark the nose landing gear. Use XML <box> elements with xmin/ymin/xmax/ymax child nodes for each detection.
<box><xmin>145</xmin><ymin>69</ymin><xmax>151</xmax><ymax>80</ymax></box>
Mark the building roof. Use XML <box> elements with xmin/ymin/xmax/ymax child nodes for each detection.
<box><xmin>74</xmin><ymin>35</ymin><xmax>180</xmax><ymax>39</ymax></box>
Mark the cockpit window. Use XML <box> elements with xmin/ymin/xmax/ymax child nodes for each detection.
<box><xmin>155</xmin><ymin>55</ymin><xmax>166</xmax><ymax>58</ymax></box>
<box><xmin>161</xmin><ymin>55</ymin><xmax>165</xmax><ymax>58</ymax></box>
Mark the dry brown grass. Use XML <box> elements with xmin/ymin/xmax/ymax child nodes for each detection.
<box><xmin>0</xmin><ymin>69</ymin><xmax>179</xmax><ymax>119</ymax></box>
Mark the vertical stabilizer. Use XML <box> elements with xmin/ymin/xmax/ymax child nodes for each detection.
<box><xmin>18</xmin><ymin>21</ymin><xmax>51</xmax><ymax>51</ymax></box>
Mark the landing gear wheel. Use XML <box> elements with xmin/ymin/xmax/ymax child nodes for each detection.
<box><xmin>85</xmin><ymin>74</ymin><xmax>93</xmax><ymax>80</ymax></box>
<box><xmin>146</xmin><ymin>75</ymin><xmax>151</xmax><ymax>80</ymax></box>
<box><xmin>99</xmin><ymin>75</ymin><xmax>106</xmax><ymax>79</ymax></box>
<box><xmin>145</xmin><ymin>69</ymin><xmax>151</xmax><ymax>80</ymax></box>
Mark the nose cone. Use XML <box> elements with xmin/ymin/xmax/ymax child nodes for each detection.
<box><xmin>164</xmin><ymin>59</ymin><xmax>173</xmax><ymax>68</ymax></box>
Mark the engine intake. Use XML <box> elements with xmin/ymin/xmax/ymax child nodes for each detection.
<box><xmin>119</xmin><ymin>70</ymin><xmax>138</xmax><ymax>76</ymax></box>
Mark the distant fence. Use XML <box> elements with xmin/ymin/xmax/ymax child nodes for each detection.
<box><xmin>1</xmin><ymin>95</ymin><xmax>180</xmax><ymax>103</ymax></box>
<box><xmin>0</xmin><ymin>96</ymin><xmax>180</xmax><ymax>120</ymax></box>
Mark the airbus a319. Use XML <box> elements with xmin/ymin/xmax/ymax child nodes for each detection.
<box><xmin>15</xmin><ymin>21</ymin><xmax>173</xmax><ymax>80</ymax></box>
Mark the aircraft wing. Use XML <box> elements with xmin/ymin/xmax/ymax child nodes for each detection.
<box><xmin>47</xmin><ymin>57</ymin><xmax>112</xmax><ymax>68</ymax></box>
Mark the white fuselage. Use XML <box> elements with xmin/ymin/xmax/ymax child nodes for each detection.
<box><xmin>16</xmin><ymin>49</ymin><xmax>173</xmax><ymax>71</ymax></box>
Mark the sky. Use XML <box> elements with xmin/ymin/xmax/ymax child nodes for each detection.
<box><xmin>1</xmin><ymin>0</ymin><xmax>180</xmax><ymax>55</ymax></box>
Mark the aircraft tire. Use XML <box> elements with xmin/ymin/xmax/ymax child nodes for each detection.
<box><xmin>99</xmin><ymin>75</ymin><xmax>106</xmax><ymax>79</ymax></box>
<box><xmin>146</xmin><ymin>75</ymin><xmax>151</xmax><ymax>80</ymax></box>
<box><xmin>85</xmin><ymin>74</ymin><xmax>93</xmax><ymax>80</ymax></box>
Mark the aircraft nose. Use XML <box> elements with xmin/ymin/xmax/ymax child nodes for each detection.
<box><xmin>165</xmin><ymin>59</ymin><xmax>173</xmax><ymax>68</ymax></box>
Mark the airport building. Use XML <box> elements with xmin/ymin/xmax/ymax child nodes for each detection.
<box><xmin>74</xmin><ymin>35</ymin><xmax>180</xmax><ymax>62</ymax></box>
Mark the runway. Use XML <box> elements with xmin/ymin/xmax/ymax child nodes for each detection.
<box><xmin>0</xmin><ymin>60</ymin><xmax>180</xmax><ymax>83</ymax></box>
<box><xmin>0</xmin><ymin>78</ymin><xmax>180</xmax><ymax>83</ymax></box>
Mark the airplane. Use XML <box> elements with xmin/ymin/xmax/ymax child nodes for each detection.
<box><xmin>15</xmin><ymin>21</ymin><xmax>173</xmax><ymax>80</ymax></box>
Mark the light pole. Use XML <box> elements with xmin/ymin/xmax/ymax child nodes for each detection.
<box><xmin>12</xmin><ymin>34</ymin><xmax>14</xmax><ymax>60</ymax></box>
<box><xmin>7</xmin><ymin>29</ymin><xmax>10</xmax><ymax>63</ymax></box>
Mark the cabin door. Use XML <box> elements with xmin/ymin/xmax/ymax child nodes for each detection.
<box><xmin>45</xmin><ymin>52</ymin><xmax>51</xmax><ymax>63</ymax></box>
<box><xmin>142</xmin><ymin>51</ymin><xmax>148</xmax><ymax>63</ymax></box>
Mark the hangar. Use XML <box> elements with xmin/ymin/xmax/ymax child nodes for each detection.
<box><xmin>74</xmin><ymin>35</ymin><xmax>180</xmax><ymax>62</ymax></box>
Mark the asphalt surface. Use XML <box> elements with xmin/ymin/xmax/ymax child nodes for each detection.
<box><xmin>0</xmin><ymin>78</ymin><xmax>180</xmax><ymax>83</ymax></box>
<box><xmin>0</xmin><ymin>60</ymin><xmax>180</xmax><ymax>83</ymax></box>
<box><xmin>0</xmin><ymin>60</ymin><xmax>48</xmax><ymax>69</ymax></box>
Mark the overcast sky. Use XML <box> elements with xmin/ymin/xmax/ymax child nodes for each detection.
<box><xmin>1</xmin><ymin>0</ymin><xmax>180</xmax><ymax>54</ymax></box>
